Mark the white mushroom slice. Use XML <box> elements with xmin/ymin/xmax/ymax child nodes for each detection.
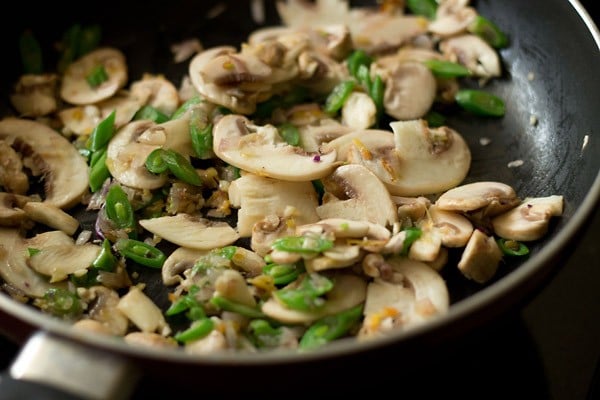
<box><xmin>73</xmin><ymin>319</ymin><xmax>116</xmax><ymax>336</ymax></box>
<box><xmin>185</xmin><ymin>328</ymin><xmax>228</xmax><ymax>354</ymax></box>
<box><xmin>429</xmin><ymin>204</ymin><xmax>473</xmax><ymax>247</ymax></box>
<box><xmin>262</xmin><ymin>273</ymin><xmax>367</xmax><ymax>324</ymax></box>
<box><xmin>427</xmin><ymin>247</ymin><xmax>449</xmax><ymax>272</ymax></box>
<box><xmin>230</xmin><ymin>247</ymin><xmax>266</xmax><ymax>277</ymax></box>
<box><xmin>117</xmin><ymin>286</ymin><xmax>171</xmax><ymax>335</ymax></box>
<box><xmin>0</xmin><ymin>193</ymin><xmax>30</xmax><ymax>227</ymax></box>
<box><xmin>296</xmin><ymin>218</ymin><xmax>391</xmax><ymax>242</ymax></box>
<box><xmin>22</xmin><ymin>202</ymin><xmax>79</xmax><ymax>235</ymax></box>
<box><xmin>251</xmin><ymin>215</ymin><xmax>296</xmax><ymax>257</ymax></box>
<box><xmin>360</xmin><ymin>257</ymin><xmax>449</xmax><ymax>338</ymax></box>
<box><xmin>457</xmin><ymin>229</ymin><xmax>503</xmax><ymax>283</ymax></box>
<box><xmin>408</xmin><ymin>227</ymin><xmax>442</xmax><ymax>262</ymax></box>
<box><xmin>28</xmin><ymin>239</ymin><xmax>101</xmax><ymax>283</ymax></box>
<box><xmin>139</xmin><ymin>214</ymin><xmax>239</xmax><ymax>250</ymax></box>
<box><xmin>0</xmin><ymin>228</ymin><xmax>67</xmax><ymax>298</ymax></box>
<box><xmin>78</xmin><ymin>286</ymin><xmax>129</xmax><ymax>336</ymax></box>
<box><xmin>214</xmin><ymin>269</ymin><xmax>256</xmax><ymax>307</ymax></box>
<box><xmin>297</xmin><ymin>119</ymin><xmax>353</xmax><ymax>152</ymax></box>
<box><xmin>317</xmin><ymin>164</ymin><xmax>398</xmax><ymax>227</ymax></box>
<box><xmin>305</xmin><ymin>243</ymin><xmax>362</xmax><ymax>272</ymax></box>
<box><xmin>379</xmin><ymin>61</ymin><xmax>437</xmax><ymax>120</ymax></box>
<box><xmin>492</xmin><ymin>196</ymin><xmax>564</xmax><ymax>241</ymax></box>
<box><xmin>392</xmin><ymin>196</ymin><xmax>431</xmax><ymax>225</ymax></box>
<box><xmin>130</xmin><ymin>74</ymin><xmax>180</xmax><ymax>116</ymax></box>
<box><xmin>228</xmin><ymin>173</ymin><xmax>320</xmax><ymax>237</ymax></box>
<box><xmin>213</xmin><ymin>115</ymin><xmax>339</xmax><ymax>181</ymax></box>
<box><xmin>0</xmin><ymin>140</ymin><xmax>29</xmax><ymax>195</ymax></box>
<box><xmin>60</xmin><ymin>47</ymin><xmax>128</xmax><ymax>105</ymax></box>
<box><xmin>106</xmin><ymin>120</ymin><xmax>167</xmax><ymax>190</ymax></box>
<box><xmin>341</xmin><ymin>92</ymin><xmax>377</xmax><ymax>129</ymax></box>
<box><xmin>390</xmin><ymin>120</ymin><xmax>471</xmax><ymax>195</ymax></box>
<box><xmin>428</xmin><ymin>0</ymin><xmax>477</xmax><ymax>38</ymax></box>
<box><xmin>137</xmin><ymin>117</ymin><xmax>194</xmax><ymax>157</ymax></box>
<box><xmin>440</xmin><ymin>34</ymin><xmax>501</xmax><ymax>78</ymax></box>
<box><xmin>0</xmin><ymin>118</ymin><xmax>89</xmax><ymax>209</ymax></box>
<box><xmin>162</xmin><ymin>247</ymin><xmax>208</xmax><ymax>286</ymax></box>
<box><xmin>124</xmin><ymin>332</ymin><xmax>178</xmax><ymax>349</ymax></box>
<box><xmin>435</xmin><ymin>181</ymin><xmax>520</xmax><ymax>217</ymax></box>
<box><xmin>10</xmin><ymin>74</ymin><xmax>58</xmax><ymax>117</ymax></box>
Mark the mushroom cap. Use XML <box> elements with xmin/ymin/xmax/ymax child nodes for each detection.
<box><xmin>60</xmin><ymin>47</ymin><xmax>128</xmax><ymax>105</ymax></box>
<box><xmin>0</xmin><ymin>118</ymin><xmax>89</xmax><ymax>209</ymax></box>
<box><xmin>435</xmin><ymin>181</ymin><xmax>520</xmax><ymax>216</ymax></box>
<box><xmin>317</xmin><ymin>164</ymin><xmax>398</xmax><ymax>227</ymax></box>
<box><xmin>213</xmin><ymin>114</ymin><xmax>339</xmax><ymax>181</ymax></box>
<box><xmin>106</xmin><ymin>120</ymin><xmax>167</xmax><ymax>190</ymax></box>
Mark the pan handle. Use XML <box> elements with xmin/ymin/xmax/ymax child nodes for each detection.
<box><xmin>0</xmin><ymin>331</ymin><xmax>140</xmax><ymax>400</ymax></box>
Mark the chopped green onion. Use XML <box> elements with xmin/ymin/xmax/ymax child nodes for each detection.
<box><xmin>115</xmin><ymin>238</ymin><xmax>166</xmax><ymax>268</ymax></box>
<box><xmin>88</xmin><ymin>110</ymin><xmax>116</xmax><ymax>152</ymax></box>
<box><xmin>86</xmin><ymin>65</ymin><xmax>109</xmax><ymax>88</ymax></box>
<box><xmin>324</xmin><ymin>80</ymin><xmax>356</xmax><ymax>114</ymax></box>
<box><xmin>263</xmin><ymin>262</ymin><xmax>304</xmax><ymax>286</ymax></box>
<box><xmin>173</xmin><ymin>318</ymin><xmax>214</xmax><ymax>343</ymax></box>
<box><xmin>19</xmin><ymin>30</ymin><xmax>43</xmax><ymax>74</ymax></box>
<box><xmin>497</xmin><ymin>238</ymin><xmax>529</xmax><ymax>256</ymax></box>
<box><xmin>424</xmin><ymin>59</ymin><xmax>472</xmax><ymax>78</ymax></box>
<box><xmin>468</xmin><ymin>15</ymin><xmax>509</xmax><ymax>49</ymax></box>
<box><xmin>210</xmin><ymin>296</ymin><xmax>266</xmax><ymax>319</ymax></box>
<box><xmin>401</xmin><ymin>227</ymin><xmax>422</xmax><ymax>256</ymax></box>
<box><xmin>88</xmin><ymin>149</ymin><xmax>110</xmax><ymax>193</ymax></box>
<box><xmin>274</xmin><ymin>273</ymin><xmax>333</xmax><ymax>311</ymax></box>
<box><xmin>189</xmin><ymin>108</ymin><xmax>214</xmax><ymax>159</ymax></box>
<box><xmin>133</xmin><ymin>105</ymin><xmax>170</xmax><ymax>123</ymax></box>
<box><xmin>271</xmin><ymin>234</ymin><xmax>334</xmax><ymax>254</ymax></box>
<box><xmin>105</xmin><ymin>184</ymin><xmax>136</xmax><ymax>236</ymax></box>
<box><xmin>406</xmin><ymin>0</ymin><xmax>438</xmax><ymax>20</ymax></box>
<box><xmin>171</xmin><ymin>96</ymin><xmax>203</xmax><ymax>120</ymax></box>
<box><xmin>92</xmin><ymin>239</ymin><xmax>116</xmax><ymax>272</ymax></box>
<box><xmin>455</xmin><ymin>89</ymin><xmax>506</xmax><ymax>117</ymax></box>
<box><xmin>162</xmin><ymin>149</ymin><xmax>203</xmax><ymax>186</ymax></box>
<box><xmin>299</xmin><ymin>304</ymin><xmax>363</xmax><ymax>350</ymax></box>
<box><xmin>277</xmin><ymin>122</ymin><xmax>301</xmax><ymax>146</ymax></box>
<box><xmin>145</xmin><ymin>148</ymin><xmax>168</xmax><ymax>174</ymax></box>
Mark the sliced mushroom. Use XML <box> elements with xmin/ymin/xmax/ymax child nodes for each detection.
<box><xmin>408</xmin><ymin>228</ymin><xmax>442</xmax><ymax>262</ymax></box>
<box><xmin>0</xmin><ymin>140</ymin><xmax>29</xmax><ymax>195</ymax></box>
<box><xmin>251</xmin><ymin>214</ymin><xmax>297</xmax><ymax>257</ymax></box>
<box><xmin>124</xmin><ymin>332</ymin><xmax>178</xmax><ymax>348</ymax></box>
<box><xmin>139</xmin><ymin>213</ymin><xmax>239</xmax><ymax>250</ymax></box>
<box><xmin>22</xmin><ymin>202</ymin><xmax>80</xmax><ymax>235</ymax></box>
<box><xmin>10</xmin><ymin>74</ymin><xmax>58</xmax><ymax>117</ymax></box>
<box><xmin>229</xmin><ymin>246</ymin><xmax>266</xmax><ymax>277</ymax></box>
<box><xmin>213</xmin><ymin>115</ymin><xmax>339</xmax><ymax>181</ymax></box>
<box><xmin>137</xmin><ymin>117</ymin><xmax>194</xmax><ymax>157</ymax></box>
<box><xmin>261</xmin><ymin>273</ymin><xmax>367</xmax><ymax>324</ymax></box>
<box><xmin>0</xmin><ymin>228</ymin><xmax>67</xmax><ymax>298</ymax></box>
<box><xmin>27</xmin><ymin>233</ymin><xmax>101</xmax><ymax>283</ymax></box>
<box><xmin>0</xmin><ymin>193</ymin><xmax>30</xmax><ymax>227</ymax></box>
<box><xmin>184</xmin><ymin>328</ymin><xmax>228</xmax><ymax>354</ymax></box>
<box><xmin>491</xmin><ymin>195</ymin><xmax>564</xmax><ymax>241</ymax></box>
<box><xmin>304</xmin><ymin>242</ymin><xmax>363</xmax><ymax>272</ymax></box>
<box><xmin>341</xmin><ymin>92</ymin><xmax>377</xmax><ymax>129</ymax></box>
<box><xmin>457</xmin><ymin>229</ymin><xmax>503</xmax><ymax>283</ymax></box>
<box><xmin>130</xmin><ymin>74</ymin><xmax>180</xmax><ymax>116</ymax></box>
<box><xmin>78</xmin><ymin>286</ymin><xmax>129</xmax><ymax>336</ymax></box>
<box><xmin>162</xmin><ymin>247</ymin><xmax>208</xmax><ymax>286</ymax></box>
<box><xmin>359</xmin><ymin>256</ymin><xmax>449</xmax><ymax>339</ymax></box>
<box><xmin>106</xmin><ymin>120</ymin><xmax>167</xmax><ymax>190</ymax></box>
<box><xmin>296</xmin><ymin>218</ymin><xmax>391</xmax><ymax>243</ymax></box>
<box><xmin>392</xmin><ymin>195</ymin><xmax>431</xmax><ymax>226</ymax></box>
<box><xmin>440</xmin><ymin>34</ymin><xmax>501</xmax><ymax>79</ymax></box>
<box><xmin>60</xmin><ymin>47</ymin><xmax>128</xmax><ymax>105</ymax></box>
<box><xmin>429</xmin><ymin>204</ymin><xmax>473</xmax><ymax>247</ymax></box>
<box><xmin>428</xmin><ymin>0</ymin><xmax>477</xmax><ymax>38</ymax></box>
<box><xmin>316</xmin><ymin>164</ymin><xmax>398</xmax><ymax>227</ymax></box>
<box><xmin>435</xmin><ymin>181</ymin><xmax>520</xmax><ymax>217</ymax></box>
<box><xmin>117</xmin><ymin>286</ymin><xmax>171</xmax><ymax>335</ymax></box>
<box><xmin>297</xmin><ymin>118</ymin><xmax>353</xmax><ymax>152</ymax></box>
<box><xmin>214</xmin><ymin>269</ymin><xmax>256</xmax><ymax>307</ymax></box>
<box><xmin>0</xmin><ymin>118</ymin><xmax>89</xmax><ymax>209</ymax></box>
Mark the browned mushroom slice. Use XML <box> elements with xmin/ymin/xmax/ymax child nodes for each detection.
<box><xmin>317</xmin><ymin>164</ymin><xmax>398</xmax><ymax>227</ymax></box>
<box><xmin>457</xmin><ymin>229</ymin><xmax>503</xmax><ymax>284</ymax></box>
<box><xmin>0</xmin><ymin>118</ymin><xmax>89</xmax><ymax>209</ymax></box>
<box><xmin>491</xmin><ymin>195</ymin><xmax>564</xmax><ymax>241</ymax></box>
<box><xmin>435</xmin><ymin>181</ymin><xmax>520</xmax><ymax>217</ymax></box>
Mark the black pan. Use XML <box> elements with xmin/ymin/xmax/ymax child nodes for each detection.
<box><xmin>0</xmin><ymin>1</ymin><xmax>599</xmax><ymax>398</ymax></box>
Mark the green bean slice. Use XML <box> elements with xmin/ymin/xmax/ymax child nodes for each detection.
<box><xmin>271</xmin><ymin>234</ymin><xmax>334</xmax><ymax>254</ymax></box>
<box><xmin>115</xmin><ymin>238</ymin><xmax>166</xmax><ymax>268</ymax></box>
<box><xmin>274</xmin><ymin>273</ymin><xmax>333</xmax><ymax>311</ymax></box>
<box><xmin>210</xmin><ymin>296</ymin><xmax>266</xmax><ymax>319</ymax></box>
<box><xmin>41</xmin><ymin>288</ymin><xmax>82</xmax><ymax>318</ymax></box>
<box><xmin>145</xmin><ymin>148</ymin><xmax>168</xmax><ymax>174</ymax></box>
<box><xmin>88</xmin><ymin>110</ymin><xmax>116</xmax><ymax>152</ymax></box>
<box><xmin>401</xmin><ymin>227</ymin><xmax>422</xmax><ymax>256</ymax></box>
<box><xmin>86</xmin><ymin>65</ymin><xmax>109</xmax><ymax>88</ymax></box>
<box><xmin>497</xmin><ymin>238</ymin><xmax>530</xmax><ymax>256</ymax></box>
<box><xmin>105</xmin><ymin>184</ymin><xmax>136</xmax><ymax>233</ymax></box>
<box><xmin>346</xmin><ymin>50</ymin><xmax>372</xmax><ymax>78</ymax></box>
<box><xmin>324</xmin><ymin>80</ymin><xmax>356</xmax><ymax>114</ymax></box>
<box><xmin>263</xmin><ymin>262</ymin><xmax>304</xmax><ymax>286</ymax></box>
<box><xmin>455</xmin><ymin>89</ymin><xmax>506</xmax><ymax>117</ymax></box>
<box><xmin>162</xmin><ymin>149</ymin><xmax>203</xmax><ymax>186</ymax></box>
<box><xmin>299</xmin><ymin>304</ymin><xmax>363</xmax><ymax>350</ymax></box>
<box><xmin>406</xmin><ymin>0</ymin><xmax>438</xmax><ymax>20</ymax></box>
<box><xmin>468</xmin><ymin>15</ymin><xmax>509</xmax><ymax>49</ymax></box>
<box><xmin>171</xmin><ymin>96</ymin><xmax>203</xmax><ymax>120</ymax></box>
<box><xmin>174</xmin><ymin>318</ymin><xmax>214</xmax><ymax>343</ymax></box>
<box><xmin>88</xmin><ymin>149</ymin><xmax>110</xmax><ymax>193</ymax></box>
<box><xmin>189</xmin><ymin>108</ymin><xmax>214</xmax><ymax>159</ymax></box>
<box><xmin>91</xmin><ymin>239</ymin><xmax>116</xmax><ymax>272</ymax></box>
<box><xmin>277</xmin><ymin>122</ymin><xmax>301</xmax><ymax>146</ymax></box>
<box><xmin>424</xmin><ymin>59</ymin><xmax>472</xmax><ymax>78</ymax></box>
<box><xmin>133</xmin><ymin>105</ymin><xmax>170</xmax><ymax>123</ymax></box>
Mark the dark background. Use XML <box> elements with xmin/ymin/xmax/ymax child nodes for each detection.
<box><xmin>1</xmin><ymin>1</ymin><xmax>599</xmax><ymax>399</ymax></box>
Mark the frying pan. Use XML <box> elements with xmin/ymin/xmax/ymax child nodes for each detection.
<box><xmin>0</xmin><ymin>0</ymin><xmax>598</xmax><ymax>398</ymax></box>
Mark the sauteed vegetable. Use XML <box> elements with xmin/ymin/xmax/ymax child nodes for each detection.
<box><xmin>0</xmin><ymin>0</ymin><xmax>564</xmax><ymax>354</ymax></box>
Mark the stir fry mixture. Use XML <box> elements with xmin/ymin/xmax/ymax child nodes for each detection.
<box><xmin>0</xmin><ymin>0</ymin><xmax>564</xmax><ymax>354</ymax></box>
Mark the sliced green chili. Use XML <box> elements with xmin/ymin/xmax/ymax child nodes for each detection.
<box><xmin>369</xmin><ymin>74</ymin><xmax>384</xmax><ymax>121</ymax></box>
<box><xmin>88</xmin><ymin>149</ymin><xmax>110</xmax><ymax>193</ymax></box>
<box><xmin>424</xmin><ymin>59</ymin><xmax>472</xmax><ymax>78</ymax></box>
<box><xmin>115</xmin><ymin>238</ymin><xmax>166</xmax><ymax>268</ymax></box>
<box><xmin>174</xmin><ymin>318</ymin><xmax>214</xmax><ymax>343</ymax></box>
<box><xmin>299</xmin><ymin>304</ymin><xmax>363</xmax><ymax>350</ymax></box>
<box><xmin>401</xmin><ymin>227</ymin><xmax>422</xmax><ymax>256</ymax></box>
<box><xmin>356</xmin><ymin>64</ymin><xmax>372</xmax><ymax>91</ymax></box>
<box><xmin>324</xmin><ymin>80</ymin><xmax>356</xmax><ymax>114</ymax></box>
<box><xmin>424</xmin><ymin>110</ymin><xmax>446</xmax><ymax>127</ymax></box>
<box><xmin>162</xmin><ymin>149</ymin><xmax>203</xmax><ymax>186</ymax></box>
<box><xmin>171</xmin><ymin>96</ymin><xmax>203</xmax><ymax>120</ymax></box>
<box><xmin>189</xmin><ymin>108</ymin><xmax>214</xmax><ymax>159</ymax></box>
<box><xmin>210</xmin><ymin>296</ymin><xmax>266</xmax><ymax>319</ymax></box>
<box><xmin>346</xmin><ymin>50</ymin><xmax>372</xmax><ymax>78</ymax></box>
<box><xmin>92</xmin><ymin>239</ymin><xmax>116</xmax><ymax>272</ymax></box>
<box><xmin>497</xmin><ymin>238</ymin><xmax>529</xmax><ymax>256</ymax></box>
<box><xmin>19</xmin><ymin>30</ymin><xmax>43</xmax><ymax>74</ymax></box>
<box><xmin>145</xmin><ymin>148</ymin><xmax>168</xmax><ymax>174</ymax></box>
<box><xmin>274</xmin><ymin>273</ymin><xmax>333</xmax><ymax>311</ymax></box>
<box><xmin>248</xmin><ymin>319</ymin><xmax>283</xmax><ymax>348</ymax></box>
<box><xmin>88</xmin><ymin>110</ymin><xmax>116</xmax><ymax>152</ymax></box>
<box><xmin>455</xmin><ymin>89</ymin><xmax>506</xmax><ymax>117</ymax></box>
<box><xmin>406</xmin><ymin>0</ymin><xmax>438</xmax><ymax>20</ymax></box>
<box><xmin>105</xmin><ymin>184</ymin><xmax>136</xmax><ymax>235</ymax></box>
<box><xmin>133</xmin><ymin>105</ymin><xmax>170</xmax><ymax>123</ymax></box>
<box><xmin>468</xmin><ymin>15</ymin><xmax>509</xmax><ymax>49</ymax></box>
<box><xmin>277</xmin><ymin>122</ymin><xmax>301</xmax><ymax>146</ymax></box>
<box><xmin>271</xmin><ymin>234</ymin><xmax>334</xmax><ymax>254</ymax></box>
<box><xmin>86</xmin><ymin>65</ymin><xmax>109</xmax><ymax>88</ymax></box>
<box><xmin>27</xmin><ymin>247</ymin><xmax>41</xmax><ymax>257</ymax></box>
<box><xmin>70</xmin><ymin>269</ymin><xmax>100</xmax><ymax>288</ymax></box>
<box><xmin>263</xmin><ymin>262</ymin><xmax>304</xmax><ymax>286</ymax></box>
<box><xmin>41</xmin><ymin>288</ymin><xmax>82</xmax><ymax>318</ymax></box>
